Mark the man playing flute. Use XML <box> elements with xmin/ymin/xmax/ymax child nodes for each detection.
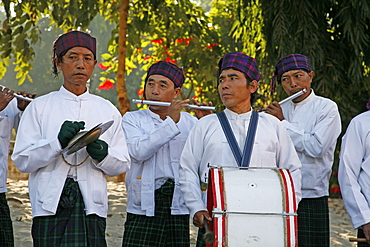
<box><xmin>121</xmin><ymin>61</ymin><xmax>211</xmax><ymax>246</ymax></box>
<box><xmin>265</xmin><ymin>54</ymin><xmax>341</xmax><ymax>247</ymax></box>
<box><xmin>0</xmin><ymin>86</ymin><xmax>34</xmax><ymax>247</ymax></box>
<box><xmin>179</xmin><ymin>52</ymin><xmax>302</xmax><ymax>246</ymax></box>
<box><xmin>11</xmin><ymin>30</ymin><xmax>131</xmax><ymax>247</ymax></box>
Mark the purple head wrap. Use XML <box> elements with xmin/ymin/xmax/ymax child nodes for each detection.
<box><xmin>367</xmin><ymin>98</ymin><xmax>370</xmax><ymax>110</ymax></box>
<box><xmin>53</xmin><ymin>30</ymin><xmax>96</xmax><ymax>58</ymax></box>
<box><xmin>146</xmin><ymin>61</ymin><xmax>185</xmax><ymax>88</ymax></box>
<box><xmin>218</xmin><ymin>52</ymin><xmax>261</xmax><ymax>82</ymax></box>
<box><xmin>271</xmin><ymin>54</ymin><xmax>311</xmax><ymax>92</ymax></box>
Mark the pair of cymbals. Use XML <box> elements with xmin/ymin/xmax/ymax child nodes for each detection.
<box><xmin>62</xmin><ymin>120</ymin><xmax>114</xmax><ymax>155</ymax></box>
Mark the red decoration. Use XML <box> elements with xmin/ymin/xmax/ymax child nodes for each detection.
<box><xmin>98</xmin><ymin>80</ymin><xmax>114</xmax><ymax>90</ymax></box>
<box><xmin>98</xmin><ymin>63</ymin><xmax>110</xmax><ymax>70</ymax></box>
<box><xmin>137</xmin><ymin>88</ymin><xmax>144</xmax><ymax>96</ymax></box>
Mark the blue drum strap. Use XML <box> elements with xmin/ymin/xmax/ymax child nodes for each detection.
<box><xmin>217</xmin><ymin>111</ymin><xmax>259</xmax><ymax>167</ymax></box>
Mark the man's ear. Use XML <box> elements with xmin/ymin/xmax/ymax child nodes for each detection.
<box><xmin>55</xmin><ymin>58</ymin><xmax>62</xmax><ymax>70</ymax></box>
<box><xmin>249</xmin><ymin>80</ymin><xmax>258</xmax><ymax>94</ymax></box>
<box><xmin>173</xmin><ymin>87</ymin><xmax>181</xmax><ymax>99</ymax></box>
<box><xmin>308</xmin><ymin>71</ymin><xmax>315</xmax><ymax>83</ymax></box>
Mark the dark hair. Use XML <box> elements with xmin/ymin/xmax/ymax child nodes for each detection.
<box><xmin>52</xmin><ymin>47</ymin><xmax>67</xmax><ymax>77</ymax></box>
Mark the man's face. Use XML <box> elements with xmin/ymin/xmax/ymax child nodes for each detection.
<box><xmin>145</xmin><ymin>74</ymin><xmax>180</xmax><ymax>111</ymax></box>
<box><xmin>57</xmin><ymin>46</ymin><xmax>96</xmax><ymax>91</ymax></box>
<box><xmin>218</xmin><ymin>68</ymin><xmax>257</xmax><ymax>113</ymax></box>
<box><xmin>281</xmin><ymin>69</ymin><xmax>314</xmax><ymax>102</ymax></box>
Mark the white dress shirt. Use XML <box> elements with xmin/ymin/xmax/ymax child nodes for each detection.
<box><xmin>0</xmin><ymin>98</ymin><xmax>20</xmax><ymax>193</ymax></box>
<box><xmin>122</xmin><ymin>109</ymin><xmax>197</xmax><ymax>216</ymax></box>
<box><xmin>338</xmin><ymin>110</ymin><xmax>370</xmax><ymax>229</ymax></box>
<box><xmin>281</xmin><ymin>90</ymin><xmax>341</xmax><ymax>198</ymax></box>
<box><xmin>12</xmin><ymin>86</ymin><xmax>130</xmax><ymax>218</ymax></box>
<box><xmin>179</xmin><ymin>109</ymin><xmax>302</xmax><ymax>218</ymax></box>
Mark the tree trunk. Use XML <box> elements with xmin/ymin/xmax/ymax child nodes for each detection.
<box><xmin>116</xmin><ymin>0</ymin><xmax>130</xmax><ymax>182</ymax></box>
<box><xmin>116</xmin><ymin>0</ymin><xmax>130</xmax><ymax>115</ymax></box>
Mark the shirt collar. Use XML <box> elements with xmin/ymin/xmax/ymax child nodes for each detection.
<box><xmin>148</xmin><ymin>108</ymin><xmax>163</xmax><ymax>121</ymax></box>
<box><xmin>224</xmin><ymin>108</ymin><xmax>252</xmax><ymax>120</ymax></box>
<box><xmin>59</xmin><ymin>85</ymin><xmax>90</xmax><ymax>101</ymax></box>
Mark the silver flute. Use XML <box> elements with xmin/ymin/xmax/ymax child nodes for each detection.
<box><xmin>1</xmin><ymin>87</ymin><xmax>34</xmax><ymax>102</ymax></box>
<box><xmin>132</xmin><ymin>99</ymin><xmax>216</xmax><ymax>111</ymax></box>
<box><xmin>13</xmin><ymin>93</ymin><xmax>33</xmax><ymax>102</ymax></box>
<box><xmin>278</xmin><ymin>89</ymin><xmax>307</xmax><ymax>105</ymax></box>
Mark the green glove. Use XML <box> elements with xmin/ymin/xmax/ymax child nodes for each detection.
<box><xmin>87</xmin><ymin>139</ymin><xmax>108</xmax><ymax>161</ymax></box>
<box><xmin>58</xmin><ymin>121</ymin><xmax>85</xmax><ymax>149</ymax></box>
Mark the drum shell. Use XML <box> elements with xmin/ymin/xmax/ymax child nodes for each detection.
<box><xmin>206</xmin><ymin>167</ymin><xmax>298</xmax><ymax>247</ymax></box>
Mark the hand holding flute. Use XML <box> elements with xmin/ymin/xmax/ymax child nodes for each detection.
<box><xmin>0</xmin><ymin>86</ymin><xmax>36</xmax><ymax>112</ymax></box>
<box><xmin>132</xmin><ymin>98</ymin><xmax>215</xmax><ymax>120</ymax></box>
<box><xmin>263</xmin><ymin>89</ymin><xmax>307</xmax><ymax>121</ymax></box>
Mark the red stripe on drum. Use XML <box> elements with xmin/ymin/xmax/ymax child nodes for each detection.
<box><xmin>279</xmin><ymin>169</ymin><xmax>298</xmax><ymax>247</ymax></box>
<box><xmin>209</xmin><ymin>168</ymin><xmax>226</xmax><ymax>247</ymax></box>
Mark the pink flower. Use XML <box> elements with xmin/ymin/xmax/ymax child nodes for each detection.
<box><xmin>98</xmin><ymin>80</ymin><xmax>114</xmax><ymax>90</ymax></box>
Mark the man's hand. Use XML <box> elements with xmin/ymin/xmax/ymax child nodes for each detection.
<box><xmin>263</xmin><ymin>101</ymin><xmax>285</xmax><ymax>121</ymax></box>
<box><xmin>362</xmin><ymin>222</ymin><xmax>370</xmax><ymax>243</ymax></box>
<box><xmin>87</xmin><ymin>139</ymin><xmax>108</xmax><ymax>162</ymax></box>
<box><xmin>16</xmin><ymin>91</ymin><xmax>37</xmax><ymax>111</ymax></box>
<box><xmin>168</xmin><ymin>99</ymin><xmax>190</xmax><ymax>123</ymax></box>
<box><xmin>191</xmin><ymin>99</ymin><xmax>213</xmax><ymax>119</ymax></box>
<box><xmin>0</xmin><ymin>87</ymin><xmax>15</xmax><ymax>111</ymax></box>
<box><xmin>193</xmin><ymin>210</ymin><xmax>212</xmax><ymax>228</ymax></box>
<box><xmin>58</xmin><ymin>121</ymin><xmax>85</xmax><ymax>149</ymax></box>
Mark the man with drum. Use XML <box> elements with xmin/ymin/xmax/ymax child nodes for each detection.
<box><xmin>11</xmin><ymin>30</ymin><xmax>131</xmax><ymax>246</ymax></box>
<box><xmin>0</xmin><ymin>86</ymin><xmax>34</xmax><ymax>247</ymax></box>
<box><xmin>179</xmin><ymin>52</ymin><xmax>302</xmax><ymax>246</ymax></box>
<box><xmin>265</xmin><ymin>54</ymin><xmax>341</xmax><ymax>246</ymax></box>
<box><xmin>121</xmin><ymin>61</ymin><xmax>211</xmax><ymax>246</ymax></box>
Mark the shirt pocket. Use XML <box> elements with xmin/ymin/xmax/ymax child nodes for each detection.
<box><xmin>169</xmin><ymin>137</ymin><xmax>187</xmax><ymax>162</ymax></box>
<box><xmin>90</xmin><ymin>168</ymin><xmax>106</xmax><ymax>205</ymax></box>
<box><xmin>37</xmin><ymin>172</ymin><xmax>51</xmax><ymax>203</ymax></box>
<box><xmin>221</xmin><ymin>139</ymin><xmax>237</xmax><ymax>166</ymax></box>
<box><xmin>130</xmin><ymin>179</ymin><xmax>142</xmax><ymax>207</ymax></box>
<box><xmin>0</xmin><ymin>117</ymin><xmax>11</xmax><ymax>139</ymax></box>
<box><xmin>260</xmin><ymin>150</ymin><xmax>276</xmax><ymax>167</ymax></box>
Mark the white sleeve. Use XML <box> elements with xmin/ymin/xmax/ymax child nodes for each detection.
<box><xmin>338</xmin><ymin>118</ymin><xmax>370</xmax><ymax>228</ymax></box>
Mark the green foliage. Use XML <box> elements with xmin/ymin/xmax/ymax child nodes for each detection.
<box><xmin>98</xmin><ymin>0</ymin><xmax>226</xmax><ymax>110</ymax></box>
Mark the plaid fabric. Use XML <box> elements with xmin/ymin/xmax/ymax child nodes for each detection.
<box><xmin>32</xmin><ymin>178</ymin><xmax>106</xmax><ymax>247</ymax></box>
<box><xmin>146</xmin><ymin>61</ymin><xmax>185</xmax><ymax>88</ymax></box>
<box><xmin>297</xmin><ymin>196</ymin><xmax>329</xmax><ymax>247</ymax></box>
<box><xmin>271</xmin><ymin>54</ymin><xmax>311</xmax><ymax>92</ymax></box>
<box><xmin>218</xmin><ymin>52</ymin><xmax>261</xmax><ymax>82</ymax></box>
<box><xmin>196</xmin><ymin>227</ymin><xmax>206</xmax><ymax>247</ymax></box>
<box><xmin>122</xmin><ymin>179</ymin><xmax>190</xmax><ymax>247</ymax></box>
<box><xmin>0</xmin><ymin>193</ymin><xmax>14</xmax><ymax>247</ymax></box>
<box><xmin>357</xmin><ymin>228</ymin><xmax>370</xmax><ymax>246</ymax></box>
<box><xmin>54</xmin><ymin>30</ymin><xmax>96</xmax><ymax>58</ymax></box>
